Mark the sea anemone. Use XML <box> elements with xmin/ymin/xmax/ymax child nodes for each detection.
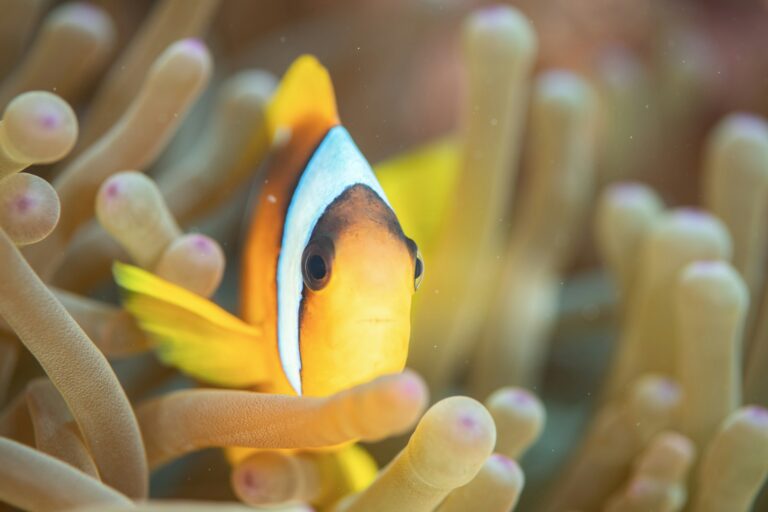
<box><xmin>2</xmin><ymin>1</ymin><xmax>768</xmax><ymax>511</ymax></box>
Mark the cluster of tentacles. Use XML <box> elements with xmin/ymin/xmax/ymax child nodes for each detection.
<box><xmin>1</xmin><ymin>1</ymin><xmax>768</xmax><ymax>511</ymax></box>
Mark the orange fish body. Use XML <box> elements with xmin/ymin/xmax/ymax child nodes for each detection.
<box><xmin>114</xmin><ymin>56</ymin><xmax>422</xmax><ymax>398</ymax></box>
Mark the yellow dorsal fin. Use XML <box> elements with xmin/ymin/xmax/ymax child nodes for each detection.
<box><xmin>113</xmin><ymin>262</ymin><xmax>268</xmax><ymax>388</ymax></box>
<box><xmin>374</xmin><ymin>137</ymin><xmax>461</xmax><ymax>257</ymax></box>
<box><xmin>267</xmin><ymin>55</ymin><xmax>339</xmax><ymax>141</ymax></box>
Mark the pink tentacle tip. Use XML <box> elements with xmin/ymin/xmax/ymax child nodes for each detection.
<box><xmin>687</xmin><ymin>260</ymin><xmax>724</xmax><ymax>275</ymax></box>
<box><xmin>503</xmin><ymin>388</ymin><xmax>534</xmax><ymax>407</ymax></box>
<box><xmin>728</xmin><ymin>113</ymin><xmax>767</xmax><ymax>134</ymax></box>
<box><xmin>656</xmin><ymin>378</ymin><xmax>680</xmax><ymax>404</ymax></box>
<box><xmin>14</xmin><ymin>195</ymin><xmax>35</xmax><ymax>214</ymax></box>
<box><xmin>190</xmin><ymin>234</ymin><xmax>212</xmax><ymax>253</ymax></box>
<box><xmin>104</xmin><ymin>181</ymin><xmax>120</xmax><ymax>199</ymax></box>
<box><xmin>457</xmin><ymin>412</ymin><xmax>480</xmax><ymax>432</ymax></box>
<box><xmin>690</xmin><ymin>259</ymin><xmax>721</xmax><ymax>269</ymax></box>
<box><xmin>68</xmin><ymin>3</ymin><xmax>103</xmax><ymax>23</ymax></box>
<box><xmin>36</xmin><ymin>110</ymin><xmax>62</xmax><ymax>131</ymax></box>
<box><xmin>675</xmin><ymin>207</ymin><xmax>709</xmax><ymax>223</ymax></box>
<box><xmin>239</xmin><ymin>468</ymin><xmax>264</xmax><ymax>496</ymax></box>
<box><xmin>628</xmin><ymin>478</ymin><xmax>654</xmax><ymax>498</ymax></box>
<box><xmin>395</xmin><ymin>373</ymin><xmax>424</xmax><ymax>399</ymax></box>
<box><xmin>475</xmin><ymin>5</ymin><xmax>511</xmax><ymax>22</ymax></box>
<box><xmin>609</xmin><ymin>183</ymin><xmax>645</xmax><ymax>203</ymax></box>
<box><xmin>746</xmin><ymin>406</ymin><xmax>768</xmax><ymax>426</ymax></box>
<box><xmin>179</xmin><ymin>38</ymin><xmax>208</xmax><ymax>56</ymax></box>
<box><xmin>489</xmin><ymin>453</ymin><xmax>517</xmax><ymax>471</ymax></box>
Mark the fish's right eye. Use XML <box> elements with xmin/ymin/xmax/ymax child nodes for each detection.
<box><xmin>414</xmin><ymin>248</ymin><xmax>424</xmax><ymax>291</ymax></box>
<box><xmin>302</xmin><ymin>238</ymin><xmax>334</xmax><ymax>291</ymax></box>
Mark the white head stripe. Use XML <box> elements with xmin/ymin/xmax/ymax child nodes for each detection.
<box><xmin>276</xmin><ymin>126</ymin><xmax>391</xmax><ymax>395</ymax></box>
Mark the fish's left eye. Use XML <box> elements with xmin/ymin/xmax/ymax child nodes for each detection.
<box><xmin>414</xmin><ymin>249</ymin><xmax>424</xmax><ymax>291</ymax></box>
<box><xmin>302</xmin><ymin>237</ymin><xmax>334</xmax><ymax>291</ymax></box>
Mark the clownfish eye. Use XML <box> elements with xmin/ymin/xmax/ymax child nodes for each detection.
<box><xmin>414</xmin><ymin>248</ymin><xmax>424</xmax><ymax>291</ymax></box>
<box><xmin>302</xmin><ymin>238</ymin><xmax>334</xmax><ymax>291</ymax></box>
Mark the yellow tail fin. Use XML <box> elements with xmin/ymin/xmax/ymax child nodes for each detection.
<box><xmin>113</xmin><ymin>262</ymin><xmax>268</xmax><ymax>388</ymax></box>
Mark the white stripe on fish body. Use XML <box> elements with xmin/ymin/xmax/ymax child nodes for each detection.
<box><xmin>276</xmin><ymin>125</ymin><xmax>392</xmax><ymax>395</ymax></box>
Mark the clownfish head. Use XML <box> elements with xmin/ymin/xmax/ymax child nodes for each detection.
<box><xmin>296</xmin><ymin>183</ymin><xmax>423</xmax><ymax>396</ymax></box>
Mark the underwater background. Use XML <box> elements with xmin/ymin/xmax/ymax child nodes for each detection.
<box><xmin>2</xmin><ymin>0</ymin><xmax>768</xmax><ymax>511</ymax></box>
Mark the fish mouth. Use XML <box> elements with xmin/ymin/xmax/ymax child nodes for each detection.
<box><xmin>357</xmin><ymin>317</ymin><xmax>394</xmax><ymax>325</ymax></box>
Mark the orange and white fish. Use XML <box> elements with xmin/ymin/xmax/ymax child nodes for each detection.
<box><xmin>113</xmin><ymin>55</ymin><xmax>424</xmax><ymax>398</ymax></box>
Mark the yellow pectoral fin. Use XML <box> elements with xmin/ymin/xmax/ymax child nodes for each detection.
<box><xmin>113</xmin><ymin>262</ymin><xmax>267</xmax><ymax>388</ymax></box>
<box><xmin>374</xmin><ymin>137</ymin><xmax>461</xmax><ymax>256</ymax></box>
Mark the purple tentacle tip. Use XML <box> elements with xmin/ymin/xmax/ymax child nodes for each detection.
<box><xmin>502</xmin><ymin>388</ymin><xmax>534</xmax><ymax>407</ymax></box>
<box><xmin>474</xmin><ymin>5</ymin><xmax>512</xmax><ymax>27</ymax></box>
<box><xmin>458</xmin><ymin>412</ymin><xmax>479</xmax><ymax>431</ymax></box>
<box><xmin>746</xmin><ymin>406</ymin><xmax>768</xmax><ymax>425</ymax></box>
<box><xmin>676</xmin><ymin>208</ymin><xmax>709</xmax><ymax>223</ymax></box>
<box><xmin>398</xmin><ymin>375</ymin><xmax>421</xmax><ymax>399</ymax></box>
<box><xmin>629</xmin><ymin>478</ymin><xmax>654</xmax><ymax>498</ymax></box>
<box><xmin>688</xmin><ymin>260</ymin><xmax>722</xmax><ymax>273</ymax></box>
<box><xmin>490</xmin><ymin>453</ymin><xmax>517</xmax><ymax>471</ymax></box>
<box><xmin>36</xmin><ymin>110</ymin><xmax>61</xmax><ymax>131</ymax></box>
<box><xmin>179</xmin><ymin>38</ymin><xmax>207</xmax><ymax>56</ymax></box>
<box><xmin>512</xmin><ymin>389</ymin><xmax>534</xmax><ymax>406</ymax></box>
<box><xmin>610</xmin><ymin>183</ymin><xmax>645</xmax><ymax>203</ymax></box>
<box><xmin>104</xmin><ymin>182</ymin><xmax>120</xmax><ymax>199</ymax></box>
<box><xmin>240</xmin><ymin>468</ymin><xmax>265</xmax><ymax>497</ymax></box>
<box><xmin>191</xmin><ymin>234</ymin><xmax>212</xmax><ymax>253</ymax></box>
<box><xmin>68</xmin><ymin>3</ymin><xmax>103</xmax><ymax>24</ymax></box>
<box><xmin>657</xmin><ymin>378</ymin><xmax>680</xmax><ymax>403</ymax></box>
<box><xmin>15</xmin><ymin>195</ymin><xmax>34</xmax><ymax>214</ymax></box>
<box><xmin>728</xmin><ymin>113</ymin><xmax>766</xmax><ymax>134</ymax></box>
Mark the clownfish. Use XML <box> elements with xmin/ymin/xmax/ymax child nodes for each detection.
<box><xmin>113</xmin><ymin>55</ymin><xmax>424</xmax><ymax>398</ymax></box>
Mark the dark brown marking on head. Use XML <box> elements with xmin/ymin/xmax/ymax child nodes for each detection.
<box><xmin>308</xmin><ymin>184</ymin><xmax>414</xmax><ymax>254</ymax></box>
<box><xmin>297</xmin><ymin>184</ymin><xmax>415</xmax><ymax>347</ymax></box>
